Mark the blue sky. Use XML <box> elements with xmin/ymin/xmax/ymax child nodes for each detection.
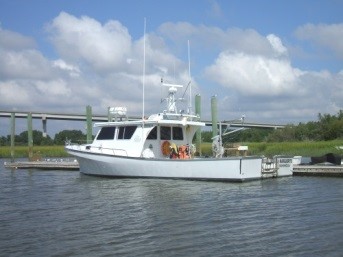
<box><xmin>0</xmin><ymin>0</ymin><xmax>342</xmax><ymax>136</ymax></box>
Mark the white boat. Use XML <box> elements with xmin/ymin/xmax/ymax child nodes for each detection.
<box><xmin>65</xmin><ymin>82</ymin><xmax>293</xmax><ymax>182</ymax></box>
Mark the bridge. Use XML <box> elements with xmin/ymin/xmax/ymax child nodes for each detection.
<box><xmin>0</xmin><ymin>110</ymin><xmax>285</xmax><ymax>136</ymax></box>
<box><xmin>0</xmin><ymin>110</ymin><xmax>110</xmax><ymax>122</ymax></box>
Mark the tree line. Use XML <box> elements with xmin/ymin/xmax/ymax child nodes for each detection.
<box><xmin>1</xmin><ymin>110</ymin><xmax>342</xmax><ymax>146</ymax></box>
<box><xmin>201</xmin><ymin>110</ymin><xmax>343</xmax><ymax>143</ymax></box>
<box><xmin>0</xmin><ymin>130</ymin><xmax>87</xmax><ymax>146</ymax></box>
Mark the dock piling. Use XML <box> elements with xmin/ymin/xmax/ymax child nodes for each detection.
<box><xmin>10</xmin><ymin>113</ymin><xmax>15</xmax><ymax>162</ymax></box>
<box><xmin>28</xmin><ymin>112</ymin><xmax>33</xmax><ymax>160</ymax></box>
<box><xmin>86</xmin><ymin>105</ymin><xmax>92</xmax><ymax>143</ymax></box>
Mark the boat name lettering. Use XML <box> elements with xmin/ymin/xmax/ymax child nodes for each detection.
<box><xmin>278</xmin><ymin>158</ymin><xmax>292</xmax><ymax>163</ymax></box>
<box><xmin>278</xmin><ymin>158</ymin><xmax>292</xmax><ymax>167</ymax></box>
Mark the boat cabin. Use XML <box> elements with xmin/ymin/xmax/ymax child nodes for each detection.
<box><xmin>90</xmin><ymin>113</ymin><xmax>204</xmax><ymax>159</ymax></box>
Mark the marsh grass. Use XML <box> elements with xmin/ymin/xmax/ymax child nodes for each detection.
<box><xmin>0</xmin><ymin>146</ymin><xmax>68</xmax><ymax>159</ymax></box>
<box><xmin>201</xmin><ymin>140</ymin><xmax>343</xmax><ymax>157</ymax></box>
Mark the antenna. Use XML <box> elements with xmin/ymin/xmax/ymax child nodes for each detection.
<box><xmin>142</xmin><ymin>18</ymin><xmax>146</xmax><ymax>121</ymax></box>
<box><xmin>187</xmin><ymin>40</ymin><xmax>192</xmax><ymax>114</ymax></box>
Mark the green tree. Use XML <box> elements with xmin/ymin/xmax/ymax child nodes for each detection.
<box><xmin>54</xmin><ymin>130</ymin><xmax>86</xmax><ymax>145</ymax></box>
<box><xmin>0</xmin><ymin>136</ymin><xmax>7</xmax><ymax>146</ymax></box>
<box><xmin>266</xmin><ymin>125</ymin><xmax>297</xmax><ymax>142</ymax></box>
<box><xmin>201</xmin><ymin>131</ymin><xmax>213</xmax><ymax>142</ymax></box>
<box><xmin>17</xmin><ymin>130</ymin><xmax>53</xmax><ymax>145</ymax></box>
<box><xmin>317</xmin><ymin>111</ymin><xmax>343</xmax><ymax>140</ymax></box>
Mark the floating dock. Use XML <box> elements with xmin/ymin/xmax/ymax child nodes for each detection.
<box><xmin>4</xmin><ymin>160</ymin><xmax>79</xmax><ymax>170</ymax></box>
<box><xmin>293</xmin><ymin>165</ymin><xmax>343</xmax><ymax>177</ymax></box>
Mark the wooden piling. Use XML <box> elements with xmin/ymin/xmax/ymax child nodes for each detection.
<box><xmin>86</xmin><ymin>105</ymin><xmax>92</xmax><ymax>143</ymax></box>
<box><xmin>10</xmin><ymin>112</ymin><xmax>15</xmax><ymax>162</ymax></box>
<box><xmin>27</xmin><ymin>112</ymin><xmax>33</xmax><ymax>160</ymax></box>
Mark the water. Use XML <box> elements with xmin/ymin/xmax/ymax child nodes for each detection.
<box><xmin>1</xmin><ymin>162</ymin><xmax>342</xmax><ymax>257</ymax></box>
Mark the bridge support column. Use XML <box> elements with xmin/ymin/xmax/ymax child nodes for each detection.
<box><xmin>10</xmin><ymin>113</ymin><xmax>15</xmax><ymax>162</ymax></box>
<box><xmin>28</xmin><ymin>113</ymin><xmax>33</xmax><ymax>160</ymax></box>
<box><xmin>42</xmin><ymin>115</ymin><xmax>47</xmax><ymax>137</ymax></box>
<box><xmin>86</xmin><ymin>105</ymin><xmax>92</xmax><ymax>143</ymax></box>
<box><xmin>195</xmin><ymin>94</ymin><xmax>202</xmax><ymax>156</ymax></box>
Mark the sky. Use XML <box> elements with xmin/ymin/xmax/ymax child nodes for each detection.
<box><xmin>0</xmin><ymin>0</ymin><xmax>342</xmax><ymax>136</ymax></box>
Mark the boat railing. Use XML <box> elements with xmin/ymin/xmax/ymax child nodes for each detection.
<box><xmin>87</xmin><ymin>145</ymin><xmax>128</xmax><ymax>156</ymax></box>
<box><xmin>162</xmin><ymin>112</ymin><xmax>200</xmax><ymax>120</ymax></box>
<box><xmin>66</xmin><ymin>143</ymin><xmax>128</xmax><ymax>156</ymax></box>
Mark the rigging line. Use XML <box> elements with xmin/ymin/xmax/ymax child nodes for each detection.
<box><xmin>181</xmin><ymin>81</ymin><xmax>191</xmax><ymax>99</ymax></box>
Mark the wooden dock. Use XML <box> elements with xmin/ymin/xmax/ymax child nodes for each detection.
<box><xmin>293</xmin><ymin>165</ymin><xmax>343</xmax><ymax>177</ymax></box>
<box><xmin>4</xmin><ymin>160</ymin><xmax>79</xmax><ymax>170</ymax></box>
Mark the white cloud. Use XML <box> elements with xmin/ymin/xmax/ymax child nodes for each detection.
<box><xmin>267</xmin><ymin>34</ymin><xmax>288</xmax><ymax>57</ymax></box>
<box><xmin>0</xmin><ymin>80</ymin><xmax>32</xmax><ymax>106</ymax></box>
<box><xmin>0</xmin><ymin>13</ymin><xmax>191</xmax><ymax>118</ymax></box>
<box><xmin>0</xmin><ymin>48</ymin><xmax>54</xmax><ymax>80</ymax></box>
<box><xmin>0</xmin><ymin>26</ymin><xmax>36</xmax><ymax>50</ymax></box>
<box><xmin>53</xmin><ymin>59</ymin><xmax>81</xmax><ymax>77</ymax></box>
<box><xmin>35</xmin><ymin>79</ymin><xmax>72</xmax><ymax>96</ymax></box>
<box><xmin>158</xmin><ymin>22</ymin><xmax>275</xmax><ymax>56</ymax></box>
<box><xmin>295</xmin><ymin>23</ymin><xmax>343</xmax><ymax>58</ymax></box>
<box><xmin>46</xmin><ymin>12</ymin><xmax>132</xmax><ymax>72</ymax></box>
<box><xmin>205</xmin><ymin>51</ymin><xmax>300</xmax><ymax>96</ymax></box>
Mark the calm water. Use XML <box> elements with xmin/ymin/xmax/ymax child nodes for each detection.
<box><xmin>1</xmin><ymin>161</ymin><xmax>342</xmax><ymax>257</ymax></box>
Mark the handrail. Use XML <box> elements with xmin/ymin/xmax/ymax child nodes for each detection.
<box><xmin>67</xmin><ymin>143</ymin><xmax>128</xmax><ymax>156</ymax></box>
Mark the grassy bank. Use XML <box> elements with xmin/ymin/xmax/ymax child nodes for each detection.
<box><xmin>1</xmin><ymin>140</ymin><xmax>342</xmax><ymax>159</ymax></box>
<box><xmin>0</xmin><ymin>145</ymin><xmax>68</xmax><ymax>159</ymax></box>
<box><xmin>201</xmin><ymin>140</ymin><xmax>343</xmax><ymax>157</ymax></box>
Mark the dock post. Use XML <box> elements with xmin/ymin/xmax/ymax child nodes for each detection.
<box><xmin>27</xmin><ymin>112</ymin><xmax>33</xmax><ymax>160</ymax></box>
<box><xmin>211</xmin><ymin>95</ymin><xmax>218</xmax><ymax>138</ymax></box>
<box><xmin>86</xmin><ymin>105</ymin><xmax>92</xmax><ymax>143</ymax></box>
<box><xmin>195</xmin><ymin>94</ymin><xmax>202</xmax><ymax>155</ymax></box>
<box><xmin>10</xmin><ymin>112</ymin><xmax>15</xmax><ymax>162</ymax></box>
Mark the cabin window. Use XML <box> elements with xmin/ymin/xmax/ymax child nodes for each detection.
<box><xmin>160</xmin><ymin>126</ymin><xmax>171</xmax><ymax>140</ymax></box>
<box><xmin>118</xmin><ymin>126</ymin><xmax>137</xmax><ymax>140</ymax></box>
<box><xmin>97</xmin><ymin>127</ymin><xmax>116</xmax><ymax>140</ymax></box>
<box><xmin>147</xmin><ymin>126</ymin><xmax>157</xmax><ymax>140</ymax></box>
<box><xmin>172</xmin><ymin>127</ymin><xmax>183</xmax><ymax>140</ymax></box>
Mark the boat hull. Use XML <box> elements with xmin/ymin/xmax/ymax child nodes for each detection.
<box><xmin>66</xmin><ymin>148</ymin><xmax>292</xmax><ymax>182</ymax></box>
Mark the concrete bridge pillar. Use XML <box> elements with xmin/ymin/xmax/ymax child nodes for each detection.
<box><xmin>42</xmin><ymin>115</ymin><xmax>47</xmax><ymax>137</ymax></box>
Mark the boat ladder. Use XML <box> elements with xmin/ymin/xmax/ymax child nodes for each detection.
<box><xmin>262</xmin><ymin>158</ymin><xmax>278</xmax><ymax>178</ymax></box>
